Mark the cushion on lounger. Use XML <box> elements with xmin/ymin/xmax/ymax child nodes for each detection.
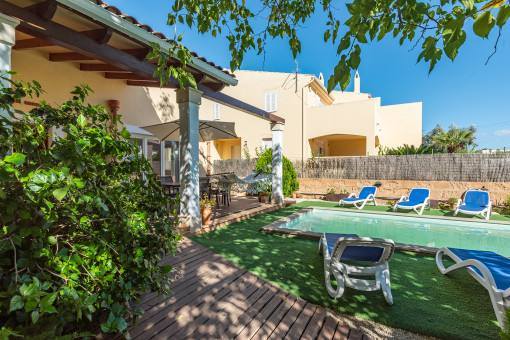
<box><xmin>358</xmin><ymin>187</ymin><xmax>376</xmax><ymax>200</ymax></box>
<box><xmin>463</xmin><ymin>191</ymin><xmax>490</xmax><ymax>208</ymax></box>
<box><xmin>407</xmin><ymin>188</ymin><xmax>429</xmax><ymax>204</ymax></box>
<box><xmin>325</xmin><ymin>233</ymin><xmax>384</xmax><ymax>262</ymax></box>
<box><xmin>448</xmin><ymin>248</ymin><xmax>510</xmax><ymax>291</ymax></box>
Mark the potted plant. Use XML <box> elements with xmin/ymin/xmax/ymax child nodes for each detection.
<box><xmin>200</xmin><ymin>194</ymin><xmax>216</xmax><ymax>225</ymax></box>
<box><xmin>258</xmin><ymin>190</ymin><xmax>270</xmax><ymax>203</ymax></box>
<box><xmin>291</xmin><ymin>192</ymin><xmax>297</xmax><ymax>199</ymax></box>
<box><xmin>447</xmin><ymin>197</ymin><xmax>458</xmax><ymax>210</ymax></box>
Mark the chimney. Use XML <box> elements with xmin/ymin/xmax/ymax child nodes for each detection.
<box><xmin>318</xmin><ymin>72</ymin><xmax>324</xmax><ymax>85</ymax></box>
<box><xmin>354</xmin><ymin>71</ymin><xmax>360</xmax><ymax>93</ymax></box>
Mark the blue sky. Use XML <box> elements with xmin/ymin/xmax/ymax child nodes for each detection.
<box><xmin>107</xmin><ymin>1</ymin><xmax>510</xmax><ymax>149</ymax></box>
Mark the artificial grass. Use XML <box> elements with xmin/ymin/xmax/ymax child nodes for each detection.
<box><xmin>191</xmin><ymin>201</ymin><xmax>504</xmax><ymax>339</ymax></box>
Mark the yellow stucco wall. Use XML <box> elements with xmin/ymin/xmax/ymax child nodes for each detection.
<box><xmin>378</xmin><ymin>102</ymin><xmax>422</xmax><ymax>149</ymax></box>
<box><xmin>11</xmin><ymin>50</ymin><xmax>422</xmax><ymax>165</ymax></box>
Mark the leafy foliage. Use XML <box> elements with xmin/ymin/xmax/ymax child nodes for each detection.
<box><xmin>165</xmin><ymin>0</ymin><xmax>510</xmax><ymax>91</ymax></box>
<box><xmin>378</xmin><ymin>144</ymin><xmax>433</xmax><ymax>155</ymax></box>
<box><xmin>431</xmin><ymin>124</ymin><xmax>477</xmax><ymax>153</ymax></box>
<box><xmin>423</xmin><ymin>124</ymin><xmax>477</xmax><ymax>153</ymax></box>
<box><xmin>255</xmin><ymin>148</ymin><xmax>299</xmax><ymax>197</ymax></box>
<box><xmin>0</xmin><ymin>74</ymin><xmax>180</xmax><ymax>338</ymax></box>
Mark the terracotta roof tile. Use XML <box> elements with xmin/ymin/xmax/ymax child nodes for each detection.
<box><xmin>92</xmin><ymin>1</ymin><xmax>235</xmax><ymax>79</ymax></box>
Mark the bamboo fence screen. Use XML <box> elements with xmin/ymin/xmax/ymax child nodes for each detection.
<box><xmin>214</xmin><ymin>154</ymin><xmax>510</xmax><ymax>182</ymax></box>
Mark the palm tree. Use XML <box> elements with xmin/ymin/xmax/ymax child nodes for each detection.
<box><xmin>432</xmin><ymin>128</ymin><xmax>475</xmax><ymax>153</ymax></box>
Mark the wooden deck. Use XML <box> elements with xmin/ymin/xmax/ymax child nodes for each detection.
<box><xmin>130</xmin><ymin>238</ymin><xmax>370</xmax><ymax>340</ymax></box>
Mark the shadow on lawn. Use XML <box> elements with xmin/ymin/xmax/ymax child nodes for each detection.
<box><xmin>192</xmin><ymin>202</ymin><xmax>501</xmax><ymax>340</ymax></box>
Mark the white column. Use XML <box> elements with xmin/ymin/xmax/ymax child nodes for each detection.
<box><xmin>0</xmin><ymin>14</ymin><xmax>19</xmax><ymax>120</ymax></box>
<box><xmin>271</xmin><ymin>122</ymin><xmax>284</xmax><ymax>205</ymax></box>
<box><xmin>160</xmin><ymin>141</ymin><xmax>166</xmax><ymax>176</ymax></box>
<box><xmin>176</xmin><ymin>87</ymin><xmax>202</xmax><ymax>233</ymax></box>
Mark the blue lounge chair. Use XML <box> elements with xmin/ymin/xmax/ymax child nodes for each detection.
<box><xmin>394</xmin><ymin>188</ymin><xmax>430</xmax><ymax>215</ymax></box>
<box><xmin>436</xmin><ymin>247</ymin><xmax>510</xmax><ymax>327</ymax></box>
<box><xmin>454</xmin><ymin>190</ymin><xmax>492</xmax><ymax>220</ymax></box>
<box><xmin>319</xmin><ymin>233</ymin><xmax>395</xmax><ymax>304</ymax></box>
<box><xmin>339</xmin><ymin>186</ymin><xmax>377</xmax><ymax>209</ymax></box>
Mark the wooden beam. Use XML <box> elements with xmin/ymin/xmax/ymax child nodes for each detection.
<box><xmin>202</xmin><ymin>82</ymin><xmax>226</xmax><ymax>92</ymax></box>
<box><xmin>0</xmin><ymin>1</ymin><xmax>284</xmax><ymax>123</ymax></box>
<box><xmin>105</xmin><ymin>73</ymin><xmax>149</xmax><ymax>80</ymax></box>
<box><xmin>13</xmin><ymin>37</ymin><xmax>54</xmax><ymax>50</ymax></box>
<box><xmin>25</xmin><ymin>0</ymin><xmax>57</xmax><ymax>20</ymax></box>
<box><xmin>80</xmin><ymin>64</ymin><xmax>129</xmax><ymax>72</ymax></box>
<box><xmin>122</xmin><ymin>48</ymin><xmax>151</xmax><ymax>60</ymax></box>
<box><xmin>126</xmin><ymin>80</ymin><xmax>176</xmax><ymax>88</ymax></box>
<box><xmin>81</xmin><ymin>28</ymin><xmax>114</xmax><ymax>45</ymax></box>
<box><xmin>193</xmin><ymin>73</ymin><xmax>207</xmax><ymax>84</ymax></box>
<box><xmin>49</xmin><ymin>52</ymin><xmax>93</xmax><ymax>62</ymax></box>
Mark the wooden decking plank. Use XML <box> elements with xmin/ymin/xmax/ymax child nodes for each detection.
<box><xmin>285</xmin><ymin>302</ymin><xmax>317</xmax><ymax>339</ymax></box>
<box><xmin>266</xmin><ymin>297</ymin><xmax>308</xmax><ymax>340</ymax></box>
<box><xmin>129</xmin><ymin>266</ymin><xmax>243</xmax><ymax>338</ymax></box>
<box><xmin>333</xmin><ymin>319</ymin><xmax>350</xmax><ymax>339</ymax></box>
<box><xmin>316</xmin><ymin>316</ymin><xmax>338</xmax><ymax>340</ymax></box>
<box><xmin>234</xmin><ymin>290</ymin><xmax>289</xmax><ymax>340</ymax></box>
<box><xmin>169</xmin><ymin>273</ymin><xmax>262</xmax><ymax>339</ymax></box>
<box><xmin>130</xmin><ymin>238</ymin><xmax>369</xmax><ymax>340</ymax></box>
<box><xmin>347</xmin><ymin>328</ymin><xmax>364</xmax><ymax>340</ymax></box>
<box><xmin>250</xmin><ymin>293</ymin><xmax>298</xmax><ymax>340</ymax></box>
<box><xmin>138</xmin><ymin>254</ymin><xmax>236</xmax><ymax>307</ymax></box>
<box><xmin>132</xmin><ymin>268</ymin><xmax>245</xmax><ymax>339</ymax></box>
<box><xmin>160</xmin><ymin>245</ymin><xmax>210</xmax><ymax>266</ymax></box>
<box><xmin>299</xmin><ymin>307</ymin><xmax>327</xmax><ymax>340</ymax></box>
<box><xmin>211</xmin><ymin>281</ymin><xmax>272</xmax><ymax>339</ymax></box>
<box><xmin>220</xmin><ymin>285</ymin><xmax>280</xmax><ymax>339</ymax></box>
<box><xmin>183</xmin><ymin>275</ymin><xmax>265</xmax><ymax>339</ymax></box>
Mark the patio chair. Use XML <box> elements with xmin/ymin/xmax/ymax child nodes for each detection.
<box><xmin>318</xmin><ymin>233</ymin><xmax>395</xmax><ymax>305</ymax></box>
<box><xmin>436</xmin><ymin>247</ymin><xmax>510</xmax><ymax>328</ymax></box>
<box><xmin>339</xmin><ymin>186</ymin><xmax>377</xmax><ymax>209</ymax></box>
<box><xmin>454</xmin><ymin>190</ymin><xmax>492</xmax><ymax>220</ymax></box>
<box><xmin>394</xmin><ymin>188</ymin><xmax>430</xmax><ymax>215</ymax></box>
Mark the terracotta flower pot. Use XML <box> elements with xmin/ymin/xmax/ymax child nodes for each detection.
<box><xmin>292</xmin><ymin>193</ymin><xmax>297</xmax><ymax>199</ymax></box>
<box><xmin>259</xmin><ymin>192</ymin><xmax>270</xmax><ymax>203</ymax></box>
<box><xmin>201</xmin><ymin>206</ymin><xmax>212</xmax><ymax>225</ymax></box>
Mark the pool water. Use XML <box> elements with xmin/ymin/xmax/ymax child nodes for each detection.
<box><xmin>285</xmin><ymin>209</ymin><xmax>510</xmax><ymax>257</ymax></box>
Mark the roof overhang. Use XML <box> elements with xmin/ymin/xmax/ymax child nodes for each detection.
<box><xmin>56</xmin><ymin>0</ymin><xmax>237</xmax><ymax>87</ymax></box>
<box><xmin>1</xmin><ymin>0</ymin><xmax>285</xmax><ymax>123</ymax></box>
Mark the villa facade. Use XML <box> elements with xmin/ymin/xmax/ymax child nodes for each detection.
<box><xmin>209</xmin><ymin>70</ymin><xmax>423</xmax><ymax>161</ymax></box>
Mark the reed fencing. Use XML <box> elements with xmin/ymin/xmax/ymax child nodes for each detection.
<box><xmin>214</xmin><ymin>154</ymin><xmax>510</xmax><ymax>182</ymax></box>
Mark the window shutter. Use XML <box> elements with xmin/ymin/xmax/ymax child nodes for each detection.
<box><xmin>272</xmin><ymin>91</ymin><xmax>278</xmax><ymax>111</ymax></box>
<box><xmin>213</xmin><ymin>102</ymin><xmax>221</xmax><ymax>120</ymax></box>
<box><xmin>264</xmin><ymin>91</ymin><xmax>278</xmax><ymax>112</ymax></box>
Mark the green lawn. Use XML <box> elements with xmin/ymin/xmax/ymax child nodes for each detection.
<box><xmin>191</xmin><ymin>201</ymin><xmax>506</xmax><ymax>339</ymax></box>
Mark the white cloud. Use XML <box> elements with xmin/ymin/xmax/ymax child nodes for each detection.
<box><xmin>494</xmin><ymin>129</ymin><xmax>510</xmax><ymax>136</ymax></box>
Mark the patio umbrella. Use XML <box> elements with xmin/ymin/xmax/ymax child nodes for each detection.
<box><xmin>142</xmin><ymin>120</ymin><xmax>238</xmax><ymax>142</ymax></box>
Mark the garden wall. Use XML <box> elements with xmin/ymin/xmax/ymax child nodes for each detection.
<box><xmin>294</xmin><ymin>154</ymin><xmax>510</xmax><ymax>182</ymax></box>
<box><xmin>299</xmin><ymin>178</ymin><xmax>510</xmax><ymax>204</ymax></box>
<box><xmin>213</xmin><ymin>154</ymin><xmax>510</xmax><ymax>203</ymax></box>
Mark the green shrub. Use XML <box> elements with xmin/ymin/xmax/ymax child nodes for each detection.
<box><xmin>0</xmin><ymin>74</ymin><xmax>180</xmax><ymax>339</ymax></box>
<box><xmin>255</xmin><ymin>148</ymin><xmax>299</xmax><ymax>197</ymax></box>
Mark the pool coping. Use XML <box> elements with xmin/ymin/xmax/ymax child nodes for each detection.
<box><xmin>260</xmin><ymin>206</ymin><xmax>510</xmax><ymax>256</ymax></box>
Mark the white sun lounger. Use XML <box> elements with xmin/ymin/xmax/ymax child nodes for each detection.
<box><xmin>436</xmin><ymin>247</ymin><xmax>510</xmax><ymax>328</ymax></box>
<box><xmin>339</xmin><ymin>186</ymin><xmax>377</xmax><ymax>210</ymax></box>
<box><xmin>454</xmin><ymin>190</ymin><xmax>492</xmax><ymax>220</ymax></box>
<box><xmin>319</xmin><ymin>233</ymin><xmax>396</xmax><ymax>305</ymax></box>
<box><xmin>394</xmin><ymin>188</ymin><xmax>430</xmax><ymax>215</ymax></box>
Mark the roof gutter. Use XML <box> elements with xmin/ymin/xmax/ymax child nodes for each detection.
<box><xmin>56</xmin><ymin>0</ymin><xmax>238</xmax><ymax>87</ymax></box>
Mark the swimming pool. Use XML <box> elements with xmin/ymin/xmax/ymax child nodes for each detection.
<box><xmin>278</xmin><ymin>208</ymin><xmax>510</xmax><ymax>257</ymax></box>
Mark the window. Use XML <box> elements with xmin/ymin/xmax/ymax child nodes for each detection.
<box><xmin>264</xmin><ymin>91</ymin><xmax>278</xmax><ymax>112</ymax></box>
<box><xmin>261</xmin><ymin>138</ymin><xmax>272</xmax><ymax>150</ymax></box>
<box><xmin>213</xmin><ymin>102</ymin><xmax>221</xmax><ymax>120</ymax></box>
